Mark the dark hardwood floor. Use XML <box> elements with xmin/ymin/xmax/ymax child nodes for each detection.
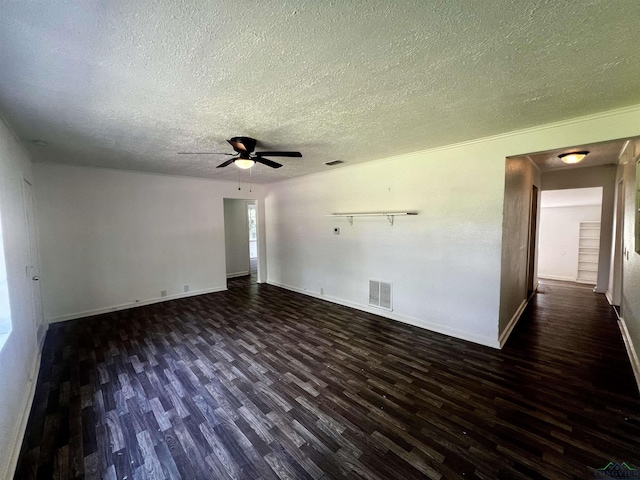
<box><xmin>14</xmin><ymin>281</ymin><xmax>640</xmax><ymax>479</ymax></box>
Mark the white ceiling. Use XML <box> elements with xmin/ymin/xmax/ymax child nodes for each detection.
<box><xmin>540</xmin><ymin>187</ymin><xmax>603</xmax><ymax>208</ymax></box>
<box><xmin>1</xmin><ymin>1</ymin><xmax>640</xmax><ymax>183</ymax></box>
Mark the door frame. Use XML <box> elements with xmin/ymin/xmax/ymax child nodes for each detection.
<box><xmin>526</xmin><ymin>184</ymin><xmax>539</xmax><ymax>296</ymax></box>
<box><xmin>611</xmin><ymin>178</ymin><xmax>625</xmax><ymax>309</ymax></box>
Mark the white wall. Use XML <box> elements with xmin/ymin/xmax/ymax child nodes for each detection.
<box><xmin>34</xmin><ymin>163</ymin><xmax>265</xmax><ymax>322</ymax></box>
<box><xmin>541</xmin><ymin>166</ymin><xmax>617</xmax><ymax>292</ymax></box>
<box><xmin>538</xmin><ymin>204</ymin><xmax>602</xmax><ymax>281</ymax></box>
<box><xmin>499</xmin><ymin>157</ymin><xmax>540</xmax><ymax>340</ymax></box>
<box><xmin>265</xmin><ymin>105</ymin><xmax>640</xmax><ymax>349</ymax></box>
<box><xmin>0</xmin><ymin>116</ymin><xmax>41</xmax><ymax>480</ymax></box>
<box><xmin>224</xmin><ymin>199</ymin><xmax>250</xmax><ymax>277</ymax></box>
<box><xmin>618</xmin><ymin>140</ymin><xmax>640</xmax><ymax>390</ymax></box>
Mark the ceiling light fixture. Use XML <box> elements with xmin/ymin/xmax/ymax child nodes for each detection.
<box><xmin>234</xmin><ymin>158</ymin><xmax>255</xmax><ymax>169</ymax></box>
<box><xmin>558</xmin><ymin>150</ymin><xmax>589</xmax><ymax>164</ymax></box>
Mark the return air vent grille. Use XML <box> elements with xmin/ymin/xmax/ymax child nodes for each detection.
<box><xmin>369</xmin><ymin>280</ymin><xmax>392</xmax><ymax>311</ymax></box>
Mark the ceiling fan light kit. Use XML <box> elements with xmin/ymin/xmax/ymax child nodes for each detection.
<box><xmin>179</xmin><ymin>136</ymin><xmax>302</xmax><ymax>171</ymax></box>
<box><xmin>234</xmin><ymin>159</ymin><xmax>255</xmax><ymax>169</ymax></box>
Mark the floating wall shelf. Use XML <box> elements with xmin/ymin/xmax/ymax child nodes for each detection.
<box><xmin>328</xmin><ymin>212</ymin><xmax>418</xmax><ymax>226</ymax></box>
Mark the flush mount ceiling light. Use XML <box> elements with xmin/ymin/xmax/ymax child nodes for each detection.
<box><xmin>558</xmin><ymin>150</ymin><xmax>589</xmax><ymax>164</ymax></box>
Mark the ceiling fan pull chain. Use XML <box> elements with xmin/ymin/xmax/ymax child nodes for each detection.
<box><xmin>249</xmin><ymin>168</ymin><xmax>252</xmax><ymax>193</ymax></box>
<box><xmin>237</xmin><ymin>167</ymin><xmax>241</xmax><ymax>190</ymax></box>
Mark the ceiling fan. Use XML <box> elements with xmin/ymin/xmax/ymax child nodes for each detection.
<box><xmin>178</xmin><ymin>136</ymin><xmax>302</xmax><ymax>169</ymax></box>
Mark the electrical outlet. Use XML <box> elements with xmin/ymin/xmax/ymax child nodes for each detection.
<box><xmin>184</xmin><ymin>285</ymin><xmax>189</xmax><ymax>293</ymax></box>
<box><xmin>161</xmin><ymin>290</ymin><xmax>167</xmax><ymax>297</ymax></box>
<box><xmin>334</xmin><ymin>227</ymin><xmax>340</xmax><ymax>235</ymax></box>
<box><xmin>320</xmin><ymin>288</ymin><xmax>324</xmax><ymax>295</ymax></box>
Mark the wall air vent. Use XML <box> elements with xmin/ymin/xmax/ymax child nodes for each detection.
<box><xmin>324</xmin><ymin>160</ymin><xmax>344</xmax><ymax>166</ymax></box>
<box><xmin>369</xmin><ymin>280</ymin><xmax>392</xmax><ymax>311</ymax></box>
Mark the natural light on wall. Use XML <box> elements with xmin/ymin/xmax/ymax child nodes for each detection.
<box><xmin>0</xmin><ymin>210</ymin><xmax>12</xmax><ymax>337</ymax></box>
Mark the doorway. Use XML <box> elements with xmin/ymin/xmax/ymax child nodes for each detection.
<box><xmin>248</xmin><ymin>202</ymin><xmax>258</xmax><ymax>270</ymax></box>
<box><xmin>223</xmin><ymin>198</ymin><xmax>258</xmax><ymax>289</ymax></box>
<box><xmin>537</xmin><ymin>187</ymin><xmax>603</xmax><ymax>287</ymax></box>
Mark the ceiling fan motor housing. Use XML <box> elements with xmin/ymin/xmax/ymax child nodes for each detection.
<box><xmin>229</xmin><ymin>136</ymin><xmax>257</xmax><ymax>153</ymax></box>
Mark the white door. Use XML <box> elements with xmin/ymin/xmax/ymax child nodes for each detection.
<box><xmin>23</xmin><ymin>180</ymin><xmax>44</xmax><ymax>334</ymax></box>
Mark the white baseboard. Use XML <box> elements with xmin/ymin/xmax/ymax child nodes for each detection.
<box><xmin>605</xmin><ymin>291</ymin><xmax>614</xmax><ymax>306</ymax></box>
<box><xmin>618</xmin><ymin>316</ymin><xmax>640</xmax><ymax>395</ymax></box>
<box><xmin>4</xmin><ymin>338</ymin><xmax>45</xmax><ymax>480</ymax></box>
<box><xmin>538</xmin><ymin>274</ymin><xmax>576</xmax><ymax>282</ymax></box>
<box><xmin>499</xmin><ymin>299</ymin><xmax>528</xmax><ymax>349</ymax></box>
<box><xmin>267</xmin><ymin>280</ymin><xmax>500</xmax><ymax>349</ymax></box>
<box><xmin>47</xmin><ymin>286</ymin><xmax>227</xmax><ymax>324</ymax></box>
<box><xmin>226</xmin><ymin>271</ymin><xmax>249</xmax><ymax>279</ymax></box>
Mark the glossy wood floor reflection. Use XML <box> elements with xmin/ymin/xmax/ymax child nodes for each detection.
<box><xmin>14</xmin><ymin>281</ymin><xmax>640</xmax><ymax>479</ymax></box>
<box><xmin>227</xmin><ymin>257</ymin><xmax>258</xmax><ymax>290</ymax></box>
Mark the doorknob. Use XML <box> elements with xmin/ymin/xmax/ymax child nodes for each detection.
<box><xmin>32</xmin><ymin>276</ymin><xmax>39</xmax><ymax>281</ymax></box>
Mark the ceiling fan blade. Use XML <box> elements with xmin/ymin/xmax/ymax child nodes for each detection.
<box><xmin>178</xmin><ymin>152</ymin><xmax>235</xmax><ymax>155</ymax></box>
<box><xmin>216</xmin><ymin>158</ymin><xmax>237</xmax><ymax>168</ymax></box>
<box><xmin>255</xmin><ymin>151</ymin><xmax>302</xmax><ymax>157</ymax></box>
<box><xmin>254</xmin><ymin>157</ymin><xmax>283</xmax><ymax>169</ymax></box>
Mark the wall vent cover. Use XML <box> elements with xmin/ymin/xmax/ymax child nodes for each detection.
<box><xmin>369</xmin><ymin>280</ymin><xmax>392</xmax><ymax>311</ymax></box>
<box><xmin>324</xmin><ymin>160</ymin><xmax>344</xmax><ymax>166</ymax></box>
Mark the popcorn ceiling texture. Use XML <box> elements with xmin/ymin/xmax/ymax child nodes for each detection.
<box><xmin>1</xmin><ymin>0</ymin><xmax>640</xmax><ymax>183</ymax></box>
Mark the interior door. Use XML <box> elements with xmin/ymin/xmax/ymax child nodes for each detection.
<box><xmin>23</xmin><ymin>180</ymin><xmax>44</xmax><ymax>334</ymax></box>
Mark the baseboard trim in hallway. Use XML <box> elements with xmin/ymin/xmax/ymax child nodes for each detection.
<box><xmin>499</xmin><ymin>298</ymin><xmax>528</xmax><ymax>349</ymax></box>
<box><xmin>618</xmin><ymin>315</ymin><xmax>640</xmax><ymax>395</ymax></box>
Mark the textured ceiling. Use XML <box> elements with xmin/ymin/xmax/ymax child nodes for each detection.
<box><xmin>1</xmin><ymin>1</ymin><xmax>640</xmax><ymax>183</ymax></box>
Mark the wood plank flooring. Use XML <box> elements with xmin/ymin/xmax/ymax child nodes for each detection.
<box><xmin>13</xmin><ymin>281</ymin><xmax>640</xmax><ymax>479</ymax></box>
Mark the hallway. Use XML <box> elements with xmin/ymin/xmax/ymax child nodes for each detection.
<box><xmin>13</xmin><ymin>281</ymin><xmax>640</xmax><ymax>479</ymax></box>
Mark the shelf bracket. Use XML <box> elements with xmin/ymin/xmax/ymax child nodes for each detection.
<box><xmin>327</xmin><ymin>212</ymin><xmax>417</xmax><ymax>226</ymax></box>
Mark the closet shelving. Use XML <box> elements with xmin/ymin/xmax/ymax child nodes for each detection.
<box><xmin>577</xmin><ymin>221</ymin><xmax>600</xmax><ymax>284</ymax></box>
